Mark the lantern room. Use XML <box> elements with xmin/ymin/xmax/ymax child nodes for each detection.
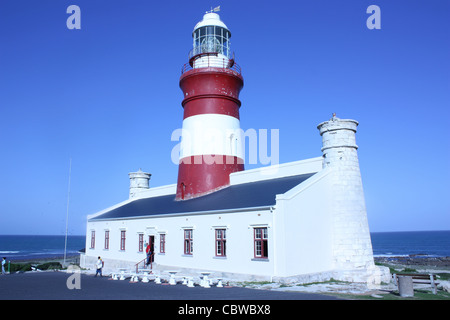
<box><xmin>189</xmin><ymin>12</ymin><xmax>233</xmax><ymax>68</ymax></box>
<box><xmin>192</xmin><ymin>13</ymin><xmax>231</xmax><ymax>58</ymax></box>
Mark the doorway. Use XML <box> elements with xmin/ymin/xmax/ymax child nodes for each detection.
<box><xmin>148</xmin><ymin>235</ymin><xmax>155</xmax><ymax>263</ymax></box>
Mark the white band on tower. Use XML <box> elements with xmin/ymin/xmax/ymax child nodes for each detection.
<box><xmin>179</xmin><ymin>114</ymin><xmax>244</xmax><ymax>160</ymax></box>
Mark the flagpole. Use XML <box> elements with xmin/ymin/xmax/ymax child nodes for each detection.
<box><xmin>63</xmin><ymin>158</ymin><xmax>72</xmax><ymax>266</ymax></box>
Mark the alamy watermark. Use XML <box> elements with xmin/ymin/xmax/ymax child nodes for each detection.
<box><xmin>66</xmin><ymin>265</ymin><xmax>81</xmax><ymax>290</ymax></box>
<box><xmin>366</xmin><ymin>5</ymin><xmax>381</xmax><ymax>30</ymax></box>
<box><xmin>66</xmin><ymin>5</ymin><xmax>81</xmax><ymax>30</ymax></box>
<box><xmin>65</xmin><ymin>5</ymin><xmax>381</xmax><ymax>30</ymax></box>
<box><xmin>171</xmin><ymin>128</ymin><xmax>280</xmax><ymax>171</ymax></box>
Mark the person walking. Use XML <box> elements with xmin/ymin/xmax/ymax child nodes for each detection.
<box><xmin>1</xmin><ymin>257</ymin><xmax>6</xmax><ymax>275</ymax></box>
<box><xmin>95</xmin><ymin>256</ymin><xmax>103</xmax><ymax>277</ymax></box>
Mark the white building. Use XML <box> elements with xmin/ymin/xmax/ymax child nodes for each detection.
<box><xmin>80</xmin><ymin>13</ymin><xmax>390</xmax><ymax>286</ymax></box>
<box><xmin>81</xmin><ymin>114</ymin><xmax>389</xmax><ymax>285</ymax></box>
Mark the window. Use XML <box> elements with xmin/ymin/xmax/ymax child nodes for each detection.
<box><xmin>138</xmin><ymin>234</ymin><xmax>144</xmax><ymax>252</ymax></box>
<box><xmin>254</xmin><ymin>227</ymin><xmax>268</xmax><ymax>258</ymax></box>
<box><xmin>90</xmin><ymin>230</ymin><xmax>95</xmax><ymax>249</ymax></box>
<box><xmin>104</xmin><ymin>230</ymin><xmax>109</xmax><ymax>250</ymax></box>
<box><xmin>180</xmin><ymin>182</ymin><xmax>186</xmax><ymax>200</ymax></box>
<box><xmin>184</xmin><ymin>229</ymin><xmax>193</xmax><ymax>255</ymax></box>
<box><xmin>120</xmin><ymin>230</ymin><xmax>126</xmax><ymax>251</ymax></box>
<box><xmin>215</xmin><ymin>229</ymin><xmax>226</xmax><ymax>257</ymax></box>
<box><xmin>193</xmin><ymin>26</ymin><xmax>231</xmax><ymax>58</ymax></box>
<box><xmin>160</xmin><ymin>234</ymin><xmax>166</xmax><ymax>253</ymax></box>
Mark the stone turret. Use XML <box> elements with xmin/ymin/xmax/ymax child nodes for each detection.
<box><xmin>318</xmin><ymin>114</ymin><xmax>389</xmax><ymax>284</ymax></box>
<box><xmin>129</xmin><ymin>169</ymin><xmax>151</xmax><ymax>199</ymax></box>
<box><xmin>318</xmin><ymin>113</ymin><xmax>359</xmax><ymax>169</ymax></box>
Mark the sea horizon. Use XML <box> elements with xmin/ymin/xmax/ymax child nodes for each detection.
<box><xmin>0</xmin><ymin>234</ymin><xmax>86</xmax><ymax>261</ymax></box>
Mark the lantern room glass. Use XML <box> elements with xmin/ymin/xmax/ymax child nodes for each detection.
<box><xmin>193</xmin><ymin>25</ymin><xmax>231</xmax><ymax>58</ymax></box>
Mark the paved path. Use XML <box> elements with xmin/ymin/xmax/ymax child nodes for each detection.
<box><xmin>0</xmin><ymin>271</ymin><xmax>341</xmax><ymax>300</ymax></box>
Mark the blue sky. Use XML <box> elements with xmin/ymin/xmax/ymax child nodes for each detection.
<box><xmin>0</xmin><ymin>0</ymin><xmax>449</xmax><ymax>235</ymax></box>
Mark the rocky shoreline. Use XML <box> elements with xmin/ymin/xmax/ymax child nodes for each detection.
<box><xmin>374</xmin><ymin>256</ymin><xmax>450</xmax><ymax>269</ymax></box>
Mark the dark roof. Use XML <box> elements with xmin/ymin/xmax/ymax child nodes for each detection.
<box><xmin>89</xmin><ymin>173</ymin><xmax>315</xmax><ymax>221</ymax></box>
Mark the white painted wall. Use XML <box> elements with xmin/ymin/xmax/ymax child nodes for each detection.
<box><xmin>84</xmin><ymin>208</ymin><xmax>275</xmax><ymax>277</ymax></box>
<box><xmin>273</xmin><ymin>168</ymin><xmax>334</xmax><ymax>277</ymax></box>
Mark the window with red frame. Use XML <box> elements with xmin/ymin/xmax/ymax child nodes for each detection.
<box><xmin>138</xmin><ymin>234</ymin><xmax>144</xmax><ymax>252</ymax></box>
<box><xmin>160</xmin><ymin>234</ymin><xmax>166</xmax><ymax>253</ymax></box>
<box><xmin>90</xmin><ymin>230</ymin><xmax>95</xmax><ymax>249</ymax></box>
<box><xmin>184</xmin><ymin>229</ymin><xmax>193</xmax><ymax>255</ymax></box>
<box><xmin>104</xmin><ymin>230</ymin><xmax>109</xmax><ymax>250</ymax></box>
<box><xmin>120</xmin><ymin>230</ymin><xmax>126</xmax><ymax>251</ymax></box>
<box><xmin>254</xmin><ymin>227</ymin><xmax>268</xmax><ymax>258</ymax></box>
<box><xmin>215</xmin><ymin>229</ymin><xmax>226</xmax><ymax>257</ymax></box>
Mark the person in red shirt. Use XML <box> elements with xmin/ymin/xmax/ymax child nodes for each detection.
<box><xmin>145</xmin><ymin>243</ymin><xmax>151</xmax><ymax>266</ymax></box>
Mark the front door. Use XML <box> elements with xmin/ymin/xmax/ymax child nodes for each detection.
<box><xmin>148</xmin><ymin>235</ymin><xmax>155</xmax><ymax>263</ymax></box>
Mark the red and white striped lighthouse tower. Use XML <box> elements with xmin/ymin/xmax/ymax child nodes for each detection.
<box><xmin>176</xmin><ymin>10</ymin><xmax>244</xmax><ymax>200</ymax></box>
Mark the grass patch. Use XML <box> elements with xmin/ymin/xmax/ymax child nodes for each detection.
<box><xmin>436</xmin><ymin>273</ymin><xmax>450</xmax><ymax>281</ymax></box>
<box><xmin>9</xmin><ymin>263</ymin><xmax>32</xmax><ymax>273</ymax></box>
<box><xmin>36</xmin><ymin>262</ymin><xmax>62</xmax><ymax>270</ymax></box>
<box><xmin>8</xmin><ymin>261</ymin><xmax>63</xmax><ymax>273</ymax></box>
<box><xmin>235</xmin><ymin>281</ymin><xmax>273</xmax><ymax>288</ymax></box>
<box><xmin>295</xmin><ymin>278</ymin><xmax>348</xmax><ymax>287</ymax></box>
<box><xmin>402</xmin><ymin>267</ymin><xmax>417</xmax><ymax>273</ymax></box>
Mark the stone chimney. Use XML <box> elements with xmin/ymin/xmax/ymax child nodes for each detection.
<box><xmin>129</xmin><ymin>169</ymin><xmax>151</xmax><ymax>199</ymax></box>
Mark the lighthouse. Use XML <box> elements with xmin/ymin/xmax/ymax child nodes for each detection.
<box><xmin>83</xmin><ymin>10</ymin><xmax>391</xmax><ymax>287</ymax></box>
<box><xmin>176</xmin><ymin>11</ymin><xmax>245</xmax><ymax>200</ymax></box>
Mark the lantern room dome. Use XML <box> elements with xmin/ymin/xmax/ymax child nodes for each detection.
<box><xmin>193</xmin><ymin>13</ymin><xmax>229</xmax><ymax>33</ymax></box>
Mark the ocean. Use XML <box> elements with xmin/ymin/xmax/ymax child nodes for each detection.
<box><xmin>370</xmin><ymin>230</ymin><xmax>450</xmax><ymax>257</ymax></box>
<box><xmin>0</xmin><ymin>231</ymin><xmax>449</xmax><ymax>262</ymax></box>
<box><xmin>0</xmin><ymin>235</ymin><xmax>85</xmax><ymax>261</ymax></box>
